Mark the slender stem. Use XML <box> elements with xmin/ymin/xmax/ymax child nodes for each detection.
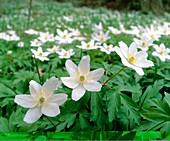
<box><xmin>45</xmin><ymin>116</ymin><xmax>56</xmax><ymax>129</ymax></box>
<box><xmin>3</xmin><ymin>83</ymin><xmax>18</xmax><ymax>95</ymax></box>
<box><xmin>34</xmin><ymin>57</ymin><xmax>42</xmax><ymax>85</ymax></box>
<box><xmin>102</xmin><ymin>66</ymin><xmax>125</xmax><ymax>85</ymax></box>
<box><xmin>27</xmin><ymin>0</ymin><xmax>33</xmax><ymax>29</ymax></box>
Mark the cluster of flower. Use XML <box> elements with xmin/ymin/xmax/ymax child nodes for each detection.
<box><xmin>14</xmin><ymin>55</ymin><xmax>104</xmax><ymax>123</ymax></box>
<box><xmin>0</xmin><ymin>30</ymin><xmax>20</xmax><ymax>41</ymax></box>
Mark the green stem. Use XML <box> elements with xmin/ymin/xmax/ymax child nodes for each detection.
<box><xmin>45</xmin><ymin>116</ymin><xmax>56</xmax><ymax>129</ymax></box>
<box><xmin>102</xmin><ymin>66</ymin><xmax>125</xmax><ymax>85</ymax></box>
<box><xmin>34</xmin><ymin>57</ymin><xmax>42</xmax><ymax>85</ymax></box>
<box><xmin>3</xmin><ymin>83</ymin><xmax>18</xmax><ymax>95</ymax></box>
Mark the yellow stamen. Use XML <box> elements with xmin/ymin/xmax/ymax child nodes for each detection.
<box><xmin>127</xmin><ymin>55</ymin><xmax>138</xmax><ymax>64</ymax></box>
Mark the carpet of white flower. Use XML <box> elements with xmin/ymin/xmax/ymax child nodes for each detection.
<box><xmin>0</xmin><ymin>1</ymin><xmax>170</xmax><ymax>134</ymax></box>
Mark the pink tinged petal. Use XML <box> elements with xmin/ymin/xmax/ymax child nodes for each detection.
<box><xmin>29</xmin><ymin>80</ymin><xmax>41</xmax><ymax>95</ymax></box>
<box><xmin>129</xmin><ymin>42</ymin><xmax>137</xmax><ymax>55</ymax></box>
<box><xmin>42</xmin><ymin>103</ymin><xmax>60</xmax><ymax>117</ymax></box>
<box><xmin>51</xmin><ymin>94</ymin><xmax>68</xmax><ymax>106</ymax></box>
<box><xmin>72</xmin><ymin>85</ymin><xmax>86</xmax><ymax>101</ymax></box>
<box><xmin>61</xmin><ymin>77</ymin><xmax>79</xmax><ymax>88</ymax></box>
<box><xmin>135</xmin><ymin>51</ymin><xmax>148</xmax><ymax>60</ymax></box>
<box><xmin>43</xmin><ymin>76</ymin><xmax>59</xmax><ymax>93</ymax></box>
<box><xmin>14</xmin><ymin>95</ymin><xmax>36</xmax><ymax>108</ymax></box>
<box><xmin>78</xmin><ymin>55</ymin><xmax>90</xmax><ymax>74</ymax></box>
<box><xmin>65</xmin><ymin>60</ymin><xmax>78</xmax><ymax>76</ymax></box>
<box><xmin>134</xmin><ymin>60</ymin><xmax>154</xmax><ymax>68</ymax></box>
<box><xmin>118</xmin><ymin>41</ymin><xmax>128</xmax><ymax>58</ymax></box>
<box><xmin>83</xmin><ymin>80</ymin><xmax>102</xmax><ymax>92</ymax></box>
<box><xmin>24</xmin><ymin>107</ymin><xmax>42</xmax><ymax>123</ymax></box>
<box><xmin>88</xmin><ymin>68</ymin><xmax>104</xmax><ymax>81</ymax></box>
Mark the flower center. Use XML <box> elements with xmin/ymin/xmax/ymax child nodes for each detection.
<box><xmin>39</xmin><ymin>97</ymin><xmax>45</xmax><ymax>104</ymax></box>
<box><xmin>80</xmin><ymin>75</ymin><xmax>85</xmax><ymax>81</ymax></box>
<box><xmin>64</xmin><ymin>52</ymin><xmax>68</xmax><ymax>56</ymax></box>
<box><xmin>106</xmin><ymin>46</ymin><xmax>110</xmax><ymax>51</ymax></box>
<box><xmin>86</xmin><ymin>43</ymin><xmax>91</xmax><ymax>48</ymax></box>
<box><xmin>127</xmin><ymin>55</ymin><xmax>137</xmax><ymax>64</ymax></box>
<box><xmin>38</xmin><ymin>52</ymin><xmax>44</xmax><ymax>56</ymax></box>
<box><xmin>141</xmin><ymin>41</ymin><xmax>147</xmax><ymax>47</ymax></box>
<box><xmin>159</xmin><ymin>50</ymin><xmax>165</xmax><ymax>55</ymax></box>
<box><xmin>149</xmin><ymin>33</ymin><xmax>155</xmax><ymax>38</ymax></box>
<box><xmin>63</xmin><ymin>34</ymin><xmax>68</xmax><ymax>39</ymax></box>
<box><xmin>99</xmin><ymin>35</ymin><xmax>105</xmax><ymax>41</ymax></box>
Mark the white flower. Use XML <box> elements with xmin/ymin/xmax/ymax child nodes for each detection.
<box><xmin>99</xmin><ymin>43</ymin><xmax>115</xmax><ymax>54</ymax></box>
<box><xmin>30</xmin><ymin>39</ymin><xmax>43</xmax><ymax>47</ymax></box>
<box><xmin>14</xmin><ymin>77</ymin><xmax>68</xmax><ymax>123</ymax></box>
<box><xmin>31</xmin><ymin>47</ymin><xmax>50</xmax><ymax>62</ymax></box>
<box><xmin>63</xmin><ymin>16</ymin><xmax>73</xmax><ymax>22</ymax></box>
<box><xmin>47</xmin><ymin>45</ymin><xmax>61</xmax><ymax>54</ymax></box>
<box><xmin>92</xmin><ymin>22</ymin><xmax>103</xmax><ymax>34</ymax></box>
<box><xmin>38</xmin><ymin>32</ymin><xmax>54</xmax><ymax>43</ymax></box>
<box><xmin>114</xmin><ymin>41</ymin><xmax>154</xmax><ymax>76</ymax></box>
<box><xmin>57</xmin><ymin>49</ymin><xmax>75</xmax><ymax>59</ymax></box>
<box><xmin>108</xmin><ymin>26</ymin><xmax>121</xmax><ymax>34</ymax></box>
<box><xmin>77</xmin><ymin>40</ymin><xmax>98</xmax><ymax>50</ymax></box>
<box><xmin>18</xmin><ymin>41</ymin><xmax>24</xmax><ymax>47</ymax></box>
<box><xmin>143</xmin><ymin>26</ymin><xmax>161</xmax><ymax>41</ymax></box>
<box><xmin>61</xmin><ymin>55</ymin><xmax>104</xmax><ymax>101</ymax></box>
<box><xmin>152</xmin><ymin>43</ymin><xmax>170</xmax><ymax>61</ymax></box>
<box><xmin>92</xmin><ymin>31</ymin><xmax>110</xmax><ymax>44</ymax></box>
<box><xmin>134</xmin><ymin>36</ymin><xmax>154</xmax><ymax>51</ymax></box>
<box><xmin>157</xmin><ymin>23</ymin><xmax>170</xmax><ymax>35</ymax></box>
<box><xmin>55</xmin><ymin>29</ymin><xmax>73</xmax><ymax>44</ymax></box>
<box><xmin>25</xmin><ymin>29</ymin><xmax>39</xmax><ymax>35</ymax></box>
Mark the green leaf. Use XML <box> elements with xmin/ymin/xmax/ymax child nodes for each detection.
<box><xmin>56</xmin><ymin>113</ymin><xmax>76</xmax><ymax>131</ymax></box>
<box><xmin>79</xmin><ymin>114</ymin><xmax>90</xmax><ymax>129</ymax></box>
<box><xmin>140</xmin><ymin>100</ymin><xmax>170</xmax><ymax>132</ymax></box>
<box><xmin>90</xmin><ymin>92</ymin><xmax>105</xmax><ymax>127</ymax></box>
<box><xmin>120</xmin><ymin>93</ymin><xmax>140</xmax><ymax>126</ymax></box>
<box><xmin>105</xmin><ymin>89</ymin><xmax>121</xmax><ymax>122</ymax></box>
<box><xmin>35</xmin><ymin>135</ymin><xmax>47</xmax><ymax>141</ymax></box>
<box><xmin>139</xmin><ymin>80</ymin><xmax>164</xmax><ymax>108</ymax></box>
<box><xmin>0</xmin><ymin>117</ymin><xmax>10</xmax><ymax>132</ymax></box>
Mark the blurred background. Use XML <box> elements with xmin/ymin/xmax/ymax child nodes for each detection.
<box><xmin>0</xmin><ymin>0</ymin><xmax>170</xmax><ymax>16</ymax></box>
<box><xmin>54</xmin><ymin>0</ymin><xmax>170</xmax><ymax>15</ymax></box>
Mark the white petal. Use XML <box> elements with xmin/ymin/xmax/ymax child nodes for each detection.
<box><xmin>24</xmin><ymin>107</ymin><xmax>42</xmax><ymax>123</ymax></box>
<box><xmin>118</xmin><ymin>41</ymin><xmax>128</xmax><ymax>58</ymax></box>
<box><xmin>29</xmin><ymin>80</ymin><xmax>41</xmax><ymax>95</ymax></box>
<box><xmin>88</xmin><ymin>68</ymin><xmax>104</xmax><ymax>81</ymax></box>
<box><xmin>83</xmin><ymin>80</ymin><xmax>102</xmax><ymax>92</ymax></box>
<box><xmin>66</xmin><ymin>60</ymin><xmax>78</xmax><ymax>76</ymax></box>
<box><xmin>129</xmin><ymin>42</ymin><xmax>137</xmax><ymax>54</ymax></box>
<box><xmin>72</xmin><ymin>85</ymin><xmax>86</xmax><ymax>101</ymax></box>
<box><xmin>135</xmin><ymin>51</ymin><xmax>148</xmax><ymax>60</ymax></box>
<box><xmin>114</xmin><ymin>47</ymin><xmax>127</xmax><ymax>60</ymax></box>
<box><xmin>43</xmin><ymin>76</ymin><xmax>59</xmax><ymax>93</ymax></box>
<box><xmin>61</xmin><ymin>77</ymin><xmax>79</xmax><ymax>88</ymax></box>
<box><xmin>78</xmin><ymin>55</ymin><xmax>90</xmax><ymax>74</ymax></box>
<box><xmin>42</xmin><ymin>103</ymin><xmax>60</xmax><ymax>117</ymax></box>
<box><xmin>131</xmin><ymin>66</ymin><xmax>144</xmax><ymax>76</ymax></box>
<box><xmin>51</xmin><ymin>94</ymin><xmax>68</xmax><ymax>106</ymax></box>
<box><xmin>57</xmin><ymin>29</ymin><xmax>63</xmax><ymax>36</ymax></box>
<box><xmin>135</xmin><ymin>60</ymin><xmax>154</xmax><ymax>68</ymax></box>
<box><xmin>15</xmin><ymin>95</ymin><xmax>36</xmax><ymax>108</ymax></box>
